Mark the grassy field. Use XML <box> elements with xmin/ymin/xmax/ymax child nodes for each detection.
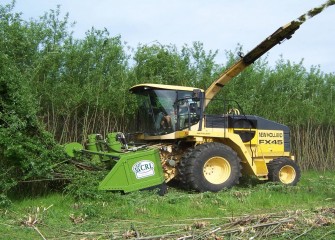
<box><xmin>1</xmin><ymin>171</ymin><xmax>334</xmax><ymax>239</ymax></box>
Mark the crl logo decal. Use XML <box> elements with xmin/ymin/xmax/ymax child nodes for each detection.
<box><xmin>132</xmin><ymin>160</ymin><xmax>155</xmax><ymax>179</ymax></box>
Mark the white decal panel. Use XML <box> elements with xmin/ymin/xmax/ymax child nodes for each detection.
<box><xmin>132</xmin><ymin>160</ymin><xmax>155</xmax><ymax>179</ymax></box>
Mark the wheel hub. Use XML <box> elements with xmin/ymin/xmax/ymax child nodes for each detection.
<box><xmin>279</xmin><ymin>165</ymin><xmax>296</xmax><ymax>184</ymax></box>
<box><xmin>203</xmin><ymin>157</ymin><xmax>231</xmax><ymax>184</ymax></box>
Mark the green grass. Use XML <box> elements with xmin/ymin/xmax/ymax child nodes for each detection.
<box><xmin>1</xmin><ymin>171</ymin><xmax>335</xmax><ymax>239</ymax></box>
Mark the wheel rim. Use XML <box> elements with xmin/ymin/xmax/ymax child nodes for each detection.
<box><xmin>203</xmin><ymin>157</ymin><xmax>231</xmax><ymax>184</ymax></box>
<box><xmin>279</xmin><ymin>165</ymin><xmax>296</xmax><ymax>184</ymax></box>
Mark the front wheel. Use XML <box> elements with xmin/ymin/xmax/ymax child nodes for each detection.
<box><xmin>178</xmin><ymin>142</ymin><xmax>242</xmax><ymax>192</ymax></box>
<box><xmin>267</xmin><ymin>157</ymin><xmax>301</xmax><ymax>185</ymax></box>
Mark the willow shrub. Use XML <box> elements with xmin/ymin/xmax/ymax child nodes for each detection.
<box><xmin>291</xmin><ymin>124</ymin><xmax>335</xmax><ymax>171</ymax></box>
<box><xmin>0</xmin><ymin>2</ymin><xmax>67</xmax><ymax>205</ymax></box>
<box><xmin>34</xmin><ymin>29</ymin><xmax>132</xmax><ymax>142</ymax></box>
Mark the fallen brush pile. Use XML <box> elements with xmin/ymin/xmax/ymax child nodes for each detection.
<box><xmin>4</xmin><ymin>206</ymin><xmax>334</xmax><ymax>239</ymax></box>
<box><xmin>119</xmin><ymin>208</ymin><xmax>335</xmax><ymax>239</ymax></box>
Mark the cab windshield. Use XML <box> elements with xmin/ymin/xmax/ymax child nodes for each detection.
<box><xmin>135</xmin><ymin>89</ymin><xmax>201</xmax><ymax>135</ymax></box>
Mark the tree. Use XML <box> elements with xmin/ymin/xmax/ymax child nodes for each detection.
<box><xmin>0</xmin><ymin>2</ymin><xmax>65</xmax><ymax>204</ymax></box>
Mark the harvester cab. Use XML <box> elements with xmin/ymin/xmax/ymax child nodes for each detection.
<box><xmin>130</xmin><ymin>84</ymin><xmax>204</xmax><ymax>135</ymax></box>
<box><xmin>64</xmin><ymin>1</ymin><xmax>334</xmax><ymax>194</ymax></box>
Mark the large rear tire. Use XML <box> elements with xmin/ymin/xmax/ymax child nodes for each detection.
<box><xmin>178</xmin><ymin>142</ymin><xmax>242</xmax><ymax>192</ymax></box>
<box><xmin>267</xmin><ymin>157</ymin><xmax>301</xmax><ymax>186</ymax></box>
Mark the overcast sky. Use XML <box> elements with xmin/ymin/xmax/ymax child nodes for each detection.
<box><xmin>2</xmin><ymin>0</ymin><xmax>335</xmax><ymax>73</ymax></box>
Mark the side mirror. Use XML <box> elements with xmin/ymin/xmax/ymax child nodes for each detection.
<box><xmin>192</xmin><ymin>89</ymin><xmax>201</xmax><ymax>101</ymax></box>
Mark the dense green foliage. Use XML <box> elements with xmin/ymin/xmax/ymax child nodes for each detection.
<box><xmin>1</xmin><ymin>1</ymin><xmax>335</xmax><ymax>202</ymax></box>
<box><xmin>221</xmin><ymin>57</ymin><xmax>335</xmax><ymax>125</ymax></box>
<box><xmin>0</xmin><ymin>2</ymin><xmax>67</xmax><ymax>205</ymax></box>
